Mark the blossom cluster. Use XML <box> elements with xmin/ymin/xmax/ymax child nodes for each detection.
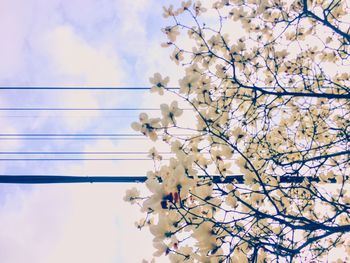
<box><xmin>126</xmin><ymin>0</ymin><xmax>350</xmax><ymax>262</ymax></box>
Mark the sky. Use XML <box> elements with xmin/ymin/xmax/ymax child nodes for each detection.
<box><xmin>1</xmin><ymin>1</ymin><xmax>349</xmax><ymax>262</ymax></box>
<box><xmin>0</xmin><ymin>0</ymin><xmax>182</xmax><ymax>262</ymax></box>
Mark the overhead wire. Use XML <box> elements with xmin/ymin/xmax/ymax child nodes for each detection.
<box><xmin>0</xmin><ymin>175</ymin><xmax>338</xmax><ymax>184</ymax></box>
<box><xmin>0</xmin><ymin>158</ymin><xmax>167</xmax><ymax>161</ymax></box>
<box><xmin>0</xmin><ymin>87</ymin><xmax>179</xmax><ymax>90</ymax></box>
<box><xmin>0</xmin><ymin>133</ymin><xmax>145</xmax><ymax>137</ymax></box>
<box><xmin>0</xmin><ymin>151</ymin><xmax>173</xmax><ymax>155</ymax></box>
<box><xmin>0</xmin><ymin>175</ymin><xmax>237</xmax><ymax>184</ymax></box>
<box><xmin>0</xmin><ymin>108</ymin><xmax>192</xmax><ymax>111</ymax></box>
<box><xmin>0</xmin><ymin>86</ymin><xmax>288</xmax><ymax>184</ymax></box>
<box><xmin>0</xmin><ymin>137</ymin><xmax>148</xmax><ymax>140</ymax></box>
<box><xmin>0</xmin><ymin>134</ymin><xmax>195</xmax><ymax>141</ymax></box>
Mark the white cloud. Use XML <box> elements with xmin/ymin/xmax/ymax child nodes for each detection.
<box><xmin>40</xmin><ymin>25</ymin><xmax>128</xmax><ymax>130</ymax></box>
<box><xmin>114</xmin><ymin>0</ymin><xmax>149</xmax><ymax>34</ymax></box>
<box><xmin>44</xmin><ymin>25</ymin><xmax>126</xmax><ymax>86</ymax></box>
<box><xmin>0</xmin><ymin>184</ymin><xmax>163</xmax><ymax>263</ymax></box>
<box><xmin>0</xmin><ymin>0</ymin><xmax>34</xmax><ymax>79</ymax></box>
<box><xmin>0</xmin><ymin>185</ymin><xmax>69</xmax><ymax>263</ymax></box>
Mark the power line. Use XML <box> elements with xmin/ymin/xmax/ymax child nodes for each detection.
<box><xmin>0</xmin><ymin>175</ymin><xmax>341</xmax><ymax>184</ymax></box>
<box><xmin>0</xmin><ymin>133</ymin><xmax>191</xmax><ymax>137</ymax></box>
<box><xmin>0</xmin><ymin>87</ymin><xmax>179</xmax><ymax>90</ymax></box>
<box><xmin>0</xmin><ymin>134</ymin><xmax>192</xmax><ymax>141</ymax></box>
<box><xmin>0</xmin><ymin>116</ymin><xmax>146</xmax><ymax>118</ymax></box>
<box><xmin>0</xmin><ymin>151</ymin><xmax>172</xmax><ymax>155</ymax></box>
<box><xmin>0</xmin><ymin>138</ymin><xmax>148</xmax><ymax>140</ymax></box>
<box><xmin>0</xmin><ymin>108</ymin><xmax>192</xmax><ymax>111</ymax></box>
<box><xmin>0</xmin><ymin>175</ymin><xmax>150</xmax><ymax>184</ymax></box>
<box><xmin>0</xmin><ymin>158</ymin><xmax>160</xmax><ymax>161</ymax></box>
<box><xmin>0</xmin><ymin>175</ymin><xmax>238</xmax><ymax>184</ymax></box>
<box><xmin>0</xmin><ymin>133</ymin><xmax>143</xmax><ymax>137</ymax></box>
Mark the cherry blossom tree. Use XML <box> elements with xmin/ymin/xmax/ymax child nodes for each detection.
<box><xmin>126</xmin><ymin>0</ymin><xmax>350</xmax><ymax>262</ymax></box>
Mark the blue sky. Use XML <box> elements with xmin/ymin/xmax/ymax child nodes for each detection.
<box><xmin>0</xmin><ymin>0</ymin><xmax>181</xmax><ymax>262</ymax></box>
